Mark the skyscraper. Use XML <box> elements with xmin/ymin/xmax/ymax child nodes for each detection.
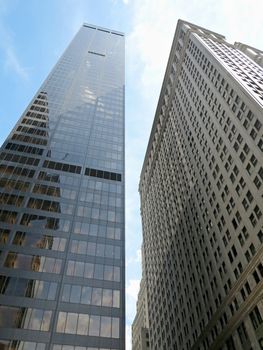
<box><xmin>132</xmin><ymin>247</ymin><xmax>149</xmax><ymax>350</ymax></box>
<box><xmin>0</xmin><ymin>24</ymin><xmax>125</xmax><ymax>350</ymax></box>
<box><xmin>138</xmin><ymin>20</ymin><xmax>263</xmax><ymax>349</ymax></box>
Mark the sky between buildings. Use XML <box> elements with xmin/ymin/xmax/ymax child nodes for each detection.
<box><xmin>0</xmin><ymin>0</ymin><xmax>262</xmax><ymax>348</ymax></box>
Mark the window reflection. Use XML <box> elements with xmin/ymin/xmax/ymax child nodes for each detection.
<box><xmin>91</xmin><ymin>288</ymin><xmax>102</xmax><ymax>306</ymax></box>
<box><xmin>113</xmin><ymin>290</ymin><xmax>120</xmax><ymax>308</ymax></box>
<box><xmin>80</xmin><ymin>286</ymin><xmax>92</xmax><ymax>304</ymax></box>
<box><xmin>52</xmin><ymin>346</ymin><xmax>116</xmax><ymax>350</ymax></box>
<box><xmin>66</xmin><ymin>260</ymin><xmax>121</xmax><ymax>281</ymax></box>
<box><xmin>102</xmin><ymin>289</ymin><xmax>112</xmax><ymax>307</ymax></box>
<box><xmin>0</xmin><ymin>306</ymin><xmax>20</xmax><ymax>328</ymax></box>
<box><xmin>0</xmin><ymin>275</ymin><xmax>57</xmax><ymax>300</ymax></box>
<box><xmin>28</xmin><ymin>309</ymin><xmax>43</xmax><ymax>330</ymax></box>
<box><xmin>114</xmin><ymin>266</ymin><xmax>120</xmax><ymax>282</ymax></box>
<box><xmin>104</xmin><ymin>266</ymin><xmax>113</xmax><ymax>281</ymax></box>
<box><xmin>56</xmin><ymin>312</ymin><xmax>120</xmax><ymax>338</ymax></box>
<box><xmin>88</xmin><ymin>315</ymin><xmax>100</xmax><ymax>336</ymax></box>
<box><xmin>62</xmin><ymin>284</ymin><xmax>71</xmax><ymax>302</ymax></box>
<box><xmin>56</xmin><ymin>312</ymin><xmax>66</xmax><ymax>333</ymax></box>
<box><xmin>70</xmin><ymin>285</ymin><xmax>81</xmax><ymax>303</ymax></box>
<box><xmin>4</xmin><ymin>252</ymin><xmax>62</xmax><ymax>274</ymax></box>
<box><xmin>73</xmin><ymin>221</ymin><xmax>122</xmax><ymax>241</ymax></box>
<box><xmin>70</xmin><ymin>239</ymin><xmax>120</xmax><ymax>259</ymax></box>
<box><xmin>0</xmin><ymin>341</ymin><xmax>46</xmax><ymax>350</ymax></box>
<box><xmin>75</xmin><ymin>261</ymin><xmax>84</xmax><ymax>277</ymax></box>
<box><xmin>111</xmin><ymin>317</ymin><xmax>119</xmax><ymax>338</ymax></box>
<box><xmin>65</xmin><ymin>313</ymin><xmax>78</xmax><ymax>334</ymax></box>
<box><xmin>77</xmin><ymin>314</ymin><xmax>89</xmax><ymax>335</ymax></box>
<box><xmin>0</xmin><ymin>228</ymin><xmax>10</xmax><ymax>243</ymax></box>
<box><xmin>84</xmin><ymin>263</ymin><xmax>94</xmax><ymax>278</ymax></box>
<box><xmin>13</xmin><ymin>231</ymin><xmax>66</xmax><ymax>252</ymax></box>
<box><xmin>61</xmin><ymin>283</ymin><xmax>119</xmax><ymax>308</ymax></box>
<box><xmin>0</xmin><ymin>306</ymin><xmax>52</xmax><ymax>331</ymax></box>
<box><xmin>94</xmin><ymin>264</ymin><xmax>103</xmax><ymax>279</ymax></box>
<box><xmin>100</xmin><ymin>316</ymin><xmax>111</xmax><ymax>337</ymax></box>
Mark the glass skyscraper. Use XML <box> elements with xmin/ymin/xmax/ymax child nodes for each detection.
<box><xmin>0</xmin><ymin>24</ymin><xmax>125</xmax><ymax>350</ymax></box>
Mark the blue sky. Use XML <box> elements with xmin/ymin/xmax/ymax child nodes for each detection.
<box><xmin>0</xmin><ymin>0</ymin><xmax>262</xmax><ymax>348</ymax></box>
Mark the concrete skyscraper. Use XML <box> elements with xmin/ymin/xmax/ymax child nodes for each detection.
<box><xmin>137</xmin><ymin>20</ymin><xmax>263</xmax><ymax>349</ymax></box>
<box><xmin>0</xmin><ymin>24</ymin><xmax>125</xmax><ymax>350</ymax></box>
<box><xmin>132</xmin><ymin>247</ymin><xmax>149</xmax><ymax>350</ymax></box>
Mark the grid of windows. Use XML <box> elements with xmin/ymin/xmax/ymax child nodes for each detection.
<box><xmin>56</xmin><ymin>312</ymin><xmax>119</xmax><ymax>338</ymax></box>
<box><xmin>138</xmin><ymin>20</ymin><xmax>263</xmax><ymax>350</ymax></box>
<box><xmin>0</xmin><ymin>24</ymin><xmax>125</xmax><ymax>350</ymax></box>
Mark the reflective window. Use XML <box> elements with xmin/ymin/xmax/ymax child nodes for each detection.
<box><xmin>13</xmin><ymin>231</ymin><xmax>66</xmax><ymax>251</ymax></box>
<box><xmin>61</xmin><ymin>284</ymin><xmax>119</xmax><ymax>308</ymax></box>
<box><xmin>65</xmin><ymin>313</ymin><xmax>78</xmax><ymax>334</ymax></box>
<box><xmin>66</xmin><ymin>260</ymin><xmax>120</xmax><ymax>281</ymax></box>
<box><xmin>56</xmin><ymin>312</ymin><xmax>66</xmax><ymax>333</ymax></box>
<box><xmin>77</xmin><ymin>314</ymin><xmax>89</xmax><ymax>335</ymax></box>
<box><xmin>80</xmin><ymin>286</ymin><xmax>92</xmax><ymax>304</ymax></box>
<box><xmin>91</xmin><ymin>288</ymin><xmax>102</xmax><ymax>306</ymax></box>
<box><xmin>0</xmin><ymin>306</ymin><xmax>52</xmax><ymax>331</ymax></box>
<box><xmin>70</xmin><ymin>285</ymin><xmax>81</xmax><ymax>303</ymax></box>
<box><xmin>52</xmin><ymin>346</ymin><xmax>117</xmax><ymax>350</ymax></box>
<box><xmin>0</xmin><ymin>277</ymin><xmax>58</xmax><ymax>300</ymax></box>
<box><xmin>0</xmin><ymin>229</ymin><xmax>10</xmax><ymax>243</ymax></box>
<box><xmin>88</xmin><ymin>315</ymin><xmax>100</xmax><ymax>336</ymax></box>
<box><xmin>4</xmin><ymin>253</ymin><xmax>62</xmax><ymax>274</ymax></box>
<box><xmin>56</xmin><ymin>312</ymin><xmax>120</xmax><ymax>338</ymax></box>
<box><xmin>102</xmin><ymin>289</ymin><xmax>112</xmax><ymax>307</ymax></box>
<box><xmin>0</xmin><ymin>25</ymin><xmax>124</xmax><ymax>348</ymax></box>
<box><xmin>70</xmin><ymin>239</ymin><xmax>120</xmax><ymax>259</ymax></box>
<box><xmin>100</xmin><ymin>316</ymin><xmax>111</xmax><ymax>337</ymax></box>
<box><xmin>111</xmin><ymin>317</ymin><xmax>119</xmax><ymax>338</ymax></box>
<box><xmin>0</xmin><ymin>340</ymin><xmax>46</xmax><ymax>350</ymax></box>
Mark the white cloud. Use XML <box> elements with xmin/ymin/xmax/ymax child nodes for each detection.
<box><xmin>68</xmin><ymin>2</ymin><xmax>88</xmax><ymax>36</ymax></box>
<box><xmin>127</xmin><ymin>248</ymin><xmax>141</xmax><ymax>266</ymax></box>
<box><xmin>127</xmin><ymin>278</ymin><xmax>141</xmax><ymax>300</ymax></box>
<box><xmin>127</xmin><ymin>0</ymin><xmax>178</xmax><ymax>100</ymax></box>
<box><xmin>5</xmin><ymin>46</ymin><xmax>29</xmax><ymax>80</ymax></box>
<box><xmin>127</xmin><ymin>0</ymin><xmax>263</xmax><ymax>102</ymax></box>
<box><xmin>0</xmin><ymin>20</ymin><xmax>29</xmax><ymax>81</ymax></box>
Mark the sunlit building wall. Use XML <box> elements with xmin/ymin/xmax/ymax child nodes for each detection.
<box><xmin>139</xmin><ymin>20</ymin><xmax>263</xmax><ymax>350</ymax></box>
<box><xmin>132</xmin><ymin>247</ymin><xmax>149</xmax><ymax>350</ymax></box>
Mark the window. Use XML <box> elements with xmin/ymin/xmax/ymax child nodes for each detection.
<box><xmin>258</xmin><ymin>230</ymin><xmax>263</xmax><ymax>243</ymax></box>
<box><xmin>253</xmin><ymin>271</ymin><xmax>260</xmax><ymax>284</ymax></box>
<box><xmin>249</xmin><ymin>306</ymin><xmax>263</xmax><ymax>330</ymax></box>
<box><xmin>0</xmin><ymin>306</ymin><xmax>52</xmax><ymax>331</ymax></box>
<box><xmin>58</xmin><ymin>312</ymin><xmax>114</xmax><ymax>337</ymax></box>
<box><xmin>254</xmin><ymin>205</ymin><xmax>262</xmax><ymax>219</ymax></box>
<box><xmin>226</xmin><ymin>335</ymin><xmax>236</xmax><ymax>350</ymax></box>
<box><xmin>237</xmin><ymin>322</ymin><xmax>248</xmax><ymax>345</ymax></box>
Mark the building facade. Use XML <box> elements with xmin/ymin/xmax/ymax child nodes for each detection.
<box><xmin>132</xmin><ymin>247</ymin><xmax>149</xmax><ymax>350</ymax></box>
<box><xmin>0</xmin><ymin>24</ymin><xmax>125</xmax><ymax>350</ymax></box>
<box><xmin>139</xmin><ymin>20</ymin><xmax>263</xmax><ymax>350</ymax></box>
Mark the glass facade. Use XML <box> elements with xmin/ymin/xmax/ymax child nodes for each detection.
<box><xmin>0</xmin><ymin>23</ymin><xmax>125</xmax><ymax>350</ymax></box>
